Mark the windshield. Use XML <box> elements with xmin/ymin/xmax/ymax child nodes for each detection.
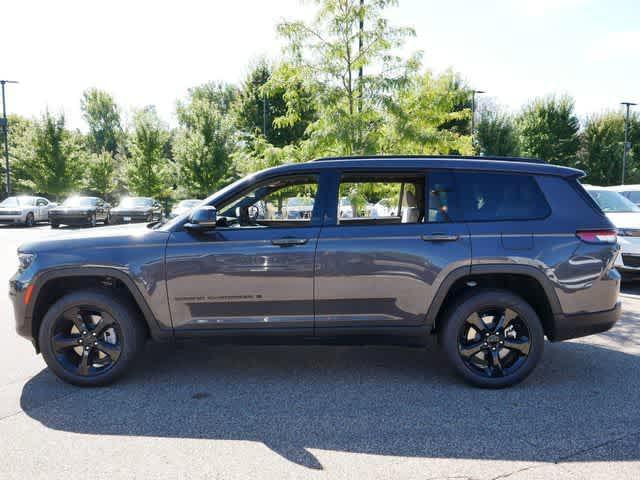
<box><xmin>1</xmin><ymin>196</ymin><xmax>35</xmax><ymax>207</ymax></box>
<box><xmin>178</xmin><ymin>200</ymin><xmax>201</xmax><ymax>208</ymax></box>
<box><xmin>587</xmin><ymin>190</ymin><xmax>640</xmax><ymax>213</ymax></box>
<box><xmin>63</xmin><ymin>197</ymin><xmax>97</xmax><ymax>207</ymax></box>
<box><xmin>119</xmin><ymin>197</ymin><xmax>152</xmax><ymax>208</ymax></box>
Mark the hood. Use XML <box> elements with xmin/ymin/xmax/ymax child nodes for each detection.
<box><xmin>604</xmin><ymin>212</ymin><xmax>640</xmax><ymax>229</ymax></box>
<box><xmin>52</xmin><ymin>205</ymin><xmax>96</xmax><ymax>212</ymax></box>
<box><xmin>18</xmin><ymin>223</ymin><xmax>168</xmax><ymax>253</ymax></box>
<box><xmin>0</xmin><ymin>206</ymin><xmax>26</xmax><ymax>213</ymax></box>
<box><xmin>112</xmin><ymin>206</ymin><xmax>151</xmax><ymax>213</ymax></box>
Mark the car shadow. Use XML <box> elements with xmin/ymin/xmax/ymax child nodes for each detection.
<box><xmin>20</xmin><ymin>314</ymin><xmax>640</xmax><ymax>470</ymax></box>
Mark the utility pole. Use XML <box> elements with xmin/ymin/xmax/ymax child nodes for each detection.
<box><xmin>1</xmin><ymin>80</ymin><xmax>18</xmax><ymax>197</ymax></box>
<box><xmin>471</xmin><ymin>89</ymin><xmax>485</xmax><ymax>146</ymax></box>
<box><xmin>621</xmin><ymin>101</ymin><xmax>636</xmax><ymax>185</ymax></box>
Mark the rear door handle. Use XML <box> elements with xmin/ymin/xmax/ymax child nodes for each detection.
<box><xmin>421</xmin><ymin>234</ymin><xmax>460</xmax><ymax>242</ymax></box>
<box><xmin>271</xmin><ymin>237</ymin><xmax>309</xmax><ymax>247</ymax></box>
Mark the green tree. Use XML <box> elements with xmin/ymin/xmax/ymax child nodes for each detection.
<box><xmin>381</xmin><ymin>70</ymin><xmax>473</xmax><ymax>155</ymax></box>
<box><xmin>85</xmin><ymin>151</ymin><xmax>117</xmax><ymax>200</ymax></box>
<box><xmin>517</xmin><ymin>95</ymin><xmax>580</xmax><ymax>165</ymax></box>
<box><xmin>81</xmin><ymin>88</ymin><xmax>122</xmax><ymax>156</ymax></box>
<box><xmin>127</xmin><ymin>107</ymin><xmax>170</xmax><ymax>198</ymax></box>
<box><xmin>276</xmin><ymin>0</ymin><xmax>419</xmax><ymax>156</ymax></box>
<box><xmin>173</xmin><ymin>83</ymin><xmax>238</xmax><ymax>198</ymax></box>
<box><xmin>476</xmin><ymin>105</ymin><xmax>520</xmax><ymax>156</ymax></box>
<box><xmin>235</xmin><ymin>61</ymin><xmax>315</xmax><ymax>147</ymax></box>
<box><xmin>11</xmin><ymin>112</ymin><xmax>84</xmax><ymax>198</ymax></box>
<box><xmin>577</xmin><ymin>111</ymin><xmax>640</xmax><ymax>186</ymax></box>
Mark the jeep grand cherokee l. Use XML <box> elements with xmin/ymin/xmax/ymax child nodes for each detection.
<box><xmin>9</xmin><ymin>156</ymin><xmax>621</xmax><ymax>388</ymax></box>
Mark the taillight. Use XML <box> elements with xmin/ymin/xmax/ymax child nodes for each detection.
<box><xmin>576</xmin><ymin>229</ymin><xmax>617</xmax><ymax>244</ymax></box>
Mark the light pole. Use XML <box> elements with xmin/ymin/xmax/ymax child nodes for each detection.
<box><xmin>621</xmin><ymin>101</ymin><xmax>636</xmax><ymax>185</ymax></box>
<box><xmin>471</xmin><ymin>89</ymin><xmax>485</xmax><ymax>144</ymax></box>
<box><xmin>1</xmin><ymin>80</ymin><xmax>18</xmax><ymax>196</ymax></box>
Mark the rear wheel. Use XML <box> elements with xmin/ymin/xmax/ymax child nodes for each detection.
<box><xmin>439</xmin><ymin>289</ymin><xmax>544</xmax><ymax>388</ymax></box>
<box><xmin>39</xmin><ymin>290</ymin><xmax>146</xmax><ymax>387</ymax></box>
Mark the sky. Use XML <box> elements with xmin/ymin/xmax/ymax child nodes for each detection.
<box><xmin>2</xmin><ymin>0</ymin><xmax>639</xmax><ymax>130</ymax></box>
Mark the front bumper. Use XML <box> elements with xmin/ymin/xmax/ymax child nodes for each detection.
<box><xmin>110</xmin><ymin>212</ymin><xmax>151</xmax><ymax>223</ymax></box>
<box><xmin>9</xmin><ymin>276</ymin><xmax>34</xmax><ymax>346</ymax></box>
<box><xmin>551</xmin><ymin>301</ymin><xmax>621</xmax><ymax>341</ymax></box>
<box><xmin>49</xmin><ymin>213</ymin><xmax>94</xmax><ymax>225</ymax></box>
<box><xmin>0</xmin><ymin>213</ymin><xmax>27</xmax><ymax>224</ymax></box>
<box><xmin>615</xmin><ymin>236</ymin><xmax>640</xmax><ymax>272</ymax></box>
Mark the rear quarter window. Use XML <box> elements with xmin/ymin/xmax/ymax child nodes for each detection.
<box><xmin>454</xmin><ymin>172</ymin><xmax>550</xmax><ymax>221</ymax></box>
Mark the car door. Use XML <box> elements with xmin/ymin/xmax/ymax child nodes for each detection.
<box><xmin>314</xmin><ymin>169</ymin><xmax>471</xmax><ymax>331</ymax></box>
<box><xmin>36</xmin><ymin>198</ymin><xmax>48</xmax><ymax>221</ymax></box>
<box><xmin>165</xmin><ymin>172</ymin><xmax>327</xmax><ymax>332</ymax></box>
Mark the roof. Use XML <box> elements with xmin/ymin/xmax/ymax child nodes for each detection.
<box><xmin>257</xmin><ymin>155</ymin><xmax>584</xmax><ymax>178</ymax></box>
<box><xmin>608</xmin><ymin>184</ymin><xmax>640</xmax><ymax>191</ymax></box>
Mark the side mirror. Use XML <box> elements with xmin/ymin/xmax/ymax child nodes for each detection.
<box><xmin>184</xmin><ymin>206</ymin><xmax>217</xmax><ymax>232</ymax></box>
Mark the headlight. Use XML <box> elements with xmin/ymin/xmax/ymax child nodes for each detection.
<box><xmin>18</xmin><ymin>253</ymin><xmax>36</xmax><ymax>271</ymax></box>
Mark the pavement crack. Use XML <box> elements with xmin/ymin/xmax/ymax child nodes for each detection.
<box><xmin>555</xmin><ymin>429</ymin><xmax>640</xmax><ymax>463</ymax></box>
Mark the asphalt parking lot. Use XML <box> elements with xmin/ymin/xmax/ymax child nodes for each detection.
<box><xmin>1</xmin><ymin>224</ymin><xmax>639</xmax><ymax>479</ymax></box>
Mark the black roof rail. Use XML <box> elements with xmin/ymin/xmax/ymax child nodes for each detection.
<box><xmin>311</xmin><ymin>154</ymin><xmax>545</xmax><ymax>164</ymax></box>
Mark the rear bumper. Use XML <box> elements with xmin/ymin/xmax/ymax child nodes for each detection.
<box><xmin>551</xmin><ymin>301</ymin><xmax>621</xmax><ymax>341</ymax></box>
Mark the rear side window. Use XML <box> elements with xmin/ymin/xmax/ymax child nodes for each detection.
<box><xmin>455</xmin><ymin>172</ymin><xmax>550</xmax><ymax>221</ymax></box>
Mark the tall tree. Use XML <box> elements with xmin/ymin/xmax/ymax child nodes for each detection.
<box><xmin>381</xmin><ymin>70</ymin><xmax>473</xmax><ymax>155</ymax></box>
<box><xmin>235</xmin><ymin>61</ymin><xmax>315</xmax><ymax>147</ymax></box>
<box><xmin>517</xmin><ymin>95</ymin><xmax>580</xmax><ymax>165</ymax></box>
<box><xmin>577</xmin><ymin>111</ymin><xmax>640</xmax><ymax>186</ymax></box>
<box><xmin>85</xmin><ymin>151</ymin><xmax>117</xmax><ymax>200</ymax></box>
<box><xmin>127</xmin><ymin>107</ymin><xmax>170</xmax><ymax>198</ymax></box>
<box><xmin>476</xmin><ymin>105</ymin><xmax>520</xmax><ymax>157</ymax></box>
<box><xmin>11</xmin><ymin>112</ymin><xmax>84</xmax><ymax>198</ymax></box>
<box><xmin>173</xmin><ymin>83</ymin><xmax>238</xmax><ymax>198</ymax></box>
<box><xmin>276</xmin><ymin>0</ymin><xmax>419</xmax><ymax>156</ymax></box>
<box><xmin>81</xmin><ymin>88</ymin><xmax>122</xmax><ymax>156</ymax></box>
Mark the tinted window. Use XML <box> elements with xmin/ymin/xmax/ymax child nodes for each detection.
<box><xmin>455</xmin><ymin>172</ymin><xmax>550</xmax><ymax>221</ymax></box>
<box><xmin>623</xmin><ymin>191</ymin><xmax>640</xmax><ymax>204</ymax></box>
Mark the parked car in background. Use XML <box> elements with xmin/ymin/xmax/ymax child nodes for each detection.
<box><xmin>10</xmin><ymin>156</ymin><xmax>621</xmax><ymax>388</ymax></box>
<box><xmin>110</xmin><ymin>197</ymin><xmax>163</xmax><ymax>224</ymax></box>
<box><xmin>169</xmin><ymin>199</ymin><xmax>201</xmax><ymax>218</ymax></box>
<box><xmin>284</xmin><ymin>196</ymin><xmax>314</xmax><ymax>219</ymax></box>
<box><xmin>338</xmin><ymin>197</ymin><xmax>353</xmax><ymax>218</ymax></box>
<box><xmin>585</xmin><ymin>186</ymin><xmax>640</xmax><ymax>279</ymax></box>
<box><xmin>608</xmin><ymin>184</ymin><xmax>640</xmax><ymax>207</ymax></box>
<box><xmin>49</xmin><ymin>196</ymin><xmax>110</xmax><ymax>228</ymax></box>
<box><xmin>0</xmin><ymin>196</ymin><xmax>56</xmax><ymax>227</ymax></box>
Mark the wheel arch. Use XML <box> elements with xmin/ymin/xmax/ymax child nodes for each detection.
<box><xmin>28</xmin><ymin>267</ymin><xmax>169</xmax><ymax>351</ymax></box>
<box><xmin>427</xmin><ymin>264</ymin><xmax>562</xmax><ymax>341</ymax></box>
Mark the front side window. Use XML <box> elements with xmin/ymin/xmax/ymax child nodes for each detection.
<box><xmin>455</xmin><ymin>172</ymin><xmax>550</xmax><ymax>221</ymax></box>
<box><xmin>218</xmin><ymin>175</ymin><xmax>319</xmax><ymax>227</ymax></box>
<box><xmin>337</xmin><ymin>173</ymin><xmax>424</xmax><ymax>225</ymax></box>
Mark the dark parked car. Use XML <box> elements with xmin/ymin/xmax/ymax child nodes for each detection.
<box><xmin>10</xmin><ymin>156</ymin><xmax>621</xmax><ymax>388</ymax></box>
<box><xmin>49</xmin><ymin>196</ymin><xmax>110</xmax><ymax>228</ymax></box>
<box><xmin>110</xmin><ymin>197</ymin><xmax>163</xmax><ymax>224</ymax></box>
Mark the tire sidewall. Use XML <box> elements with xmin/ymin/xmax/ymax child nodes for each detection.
<box><xmin>440</xmin><ymin>289</ymin><xmax>544</xmax><ymax>388</ymax></box>
<box><xmin>38</xmin><ymin>290</ymin><xmax>144</xmax><ymax>387</ymax></box>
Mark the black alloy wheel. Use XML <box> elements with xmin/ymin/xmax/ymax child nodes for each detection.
<box><xmin>458</xmin><ymin>307</ymin><xmax>531</xmax><ymax>378</ymax></box>
<box><xmin>440</xmin><ymin>289</ymin><xmax>544</xmax><ymax>388</ymax></box>
<box><xmin>49</xmin><ymin>306</ymin><xmax>122</xmax><ymax>377</ymax></box>
<box><xmin>39</xmin><ymin>290</ymin><xmax>146</xmax><ymax>386</ymax></box>
<box><xmin>90</xmin><ymin>213</ymin><xmax>97</xmax><ymax>227</ymax></box>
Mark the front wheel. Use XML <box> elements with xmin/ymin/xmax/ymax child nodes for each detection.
<box><xmin>89</xmin><ymin>213</ymin><xmax>97</xmax><ymax>227</ymax></box>
<box><xmin>25</xmin><ymin>212</ymin><xmax>35</xmax><ymax>227</ymax></box>
<box><xmin>38</xmin><ymin>290</ymin><xmax>146</xmax><ymax>386</ymax></box>
<box><xmin>439</xmin><ymin>289</ymin><xmax>544</xmax><ymax>388</ymax></box>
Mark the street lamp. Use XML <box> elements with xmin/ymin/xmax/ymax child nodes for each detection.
<box><xmin>471</xmin><ymin>89</ymin><xmax>486</xmax><ymax>144</ymax></box>
<box><xmin>621</xmin><ymin>102</ymin><xmax>637</xmax><ymax>185</ymax></box>
<box><xmin>1</xmin><ymin>80</ymin><xmax>19</xmax><ymax>196</ymax></box>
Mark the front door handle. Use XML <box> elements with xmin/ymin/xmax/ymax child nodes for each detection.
<box><xmin>271</xmin><ymin>237</ymin><xmax>309</xmax><ymax>247</ymax></box>
<box><xmin>421</xmin><ymin>233</ymin><xmax>460</xmax><ymax>242</ymax></box>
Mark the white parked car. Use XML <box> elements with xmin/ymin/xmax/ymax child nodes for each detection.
<box><xmin>585</xmin><ymin>186</ymin><xmax>640</xmax><ymax>277</ymax></box>
<box><xmin>338</xmin><ymin>197</ymin><xmax>353</xmax><ymax>218</ymax></box>
<box><xmin>0</xmin><ymin>195</ymin><xmax>56</xmax><ymax>227</ymax></box>
<box><xmin>607</xmin><ymin>184</ymin><xmax>640</xmax><ymax>207</ymax></box>
<box><xmin>283</xmin><ymin>196</ymin><xmax>314</xmax><ymax>219</ymax></box>
<box><xmin>170</xmin><ymin>199</ymin><xmax>202</xmax><ymax>218</ymax></box>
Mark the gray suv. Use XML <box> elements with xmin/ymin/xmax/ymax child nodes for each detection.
<box><xmin>9</xmin><ymin>156</ymin><xmax>621</xmax><ymax>388</ymax></box>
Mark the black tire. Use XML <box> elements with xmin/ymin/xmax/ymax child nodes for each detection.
<box><xmin>25</xmin><ymin>212</ymin><xmax>35</xmax><ymax>227</ymax></box>
<box><xmin>89</xmin><ymin>213</ymin><xmax>97</xmax><ymax>227</ymax></box>
<box><xmin>104</xmin><ymin>214</ymin><xmax>110</xmax><ymax>225</ymax></box>
<box><xmin>38</xmin><ymin>290</ymin><xmax>146</xmax><ymax>387</ymax></box>
<box><xmin>50</xmin><ymin>221</ymin><xmax>59</xmax><ymax>229</ymax></box>
<box><xmin>439</xmin><ymin>289</ymin><xmax>544</xmax><ymax>388</ymax></box>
